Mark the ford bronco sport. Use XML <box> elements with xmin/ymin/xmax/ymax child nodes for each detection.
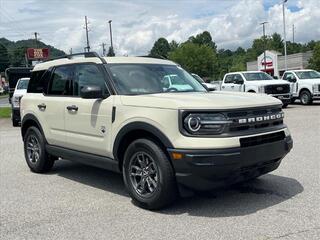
<box><xmin>20</xmin><ymin>52</ymin><xmax>293</xmax><ymax>209</ymax></box>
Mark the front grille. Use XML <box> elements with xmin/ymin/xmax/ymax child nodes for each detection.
<box><xmin>240</xmin><ymin>131</ymin><xmax>285</xmax><ymax>148</ymax></box>
<box><xmin>264</xmin><ymin>84</ymin><xmax>290</xmax><ymax>94</ymax></box>
<box><xmin>227</xmin><ymin>107</ymin><xmax>283</xmax><ymax>133</ymax></box>
<box><xmin>318</xmin><ymin>85</ymin><xmax>320</xmax><ymax>92</ymax></box>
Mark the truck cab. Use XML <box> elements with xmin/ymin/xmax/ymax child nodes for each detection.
<box><xmin>221</xmin><ymin>71</ymin><xmax>292</xmax><ymax>107</ymax></box>
<box><xmin>282</xmin><ymin>69</ymin><xmax>320</xmax><ymax>105</ymax></box>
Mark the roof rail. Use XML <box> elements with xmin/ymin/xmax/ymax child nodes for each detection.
<box><xmin>137</xmin><ymin>55</ymin><xmax>167</xmax><ymax>60</ymax></box>
<box><xmin>44</xmin><ymin>51</ymin><xmax>107</xmax><ymax>64</ymax></box>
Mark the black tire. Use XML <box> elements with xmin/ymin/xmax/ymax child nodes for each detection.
<box><xmin>23</xmin><ymin>126</ymin><xmax>54</xmax><ymax>173</ymax></box>
<box><xmin>123</xmin><ymin>138</ymin><xmax>178</xmax><ymax>210</ymax></box>
<box><xmin>282</xmin><ymin>103</ymin><xmax>289</xmax><ymax>108</ymax></box>
<box><xmin>299</xmin><ymin>90</ymin><xmax>313</xmax><ymax>105</ymax></box>
<box><xmin>290</xmin><ymin>98</ymin><xmax>296</xmax><ymax>104</ymax></box>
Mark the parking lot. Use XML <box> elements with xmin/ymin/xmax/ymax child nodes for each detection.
<box><xmin>0</xmin><ymin>103</ymin><xmax>319</xmax><ymax>240</ymax></box>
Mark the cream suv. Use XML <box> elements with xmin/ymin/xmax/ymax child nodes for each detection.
<box><xmin>20</xmin><ymin>52</ymin><xmax>293</xmax><ymax>209</ymax></box>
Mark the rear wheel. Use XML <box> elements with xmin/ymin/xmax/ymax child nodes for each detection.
<box><xmin>300</xmin><ymin>90</ymin><xmax>313</xmax><ymax>105</ymax></box>
<box><xmin>123</xmin><ymin>138</ymin><xmax>178</xmax><ymax>210</ymax></box>
<box><xmin>24</xmin><ymin>126</ymin><xmax>54</xmax><ymax>173</ymax></box>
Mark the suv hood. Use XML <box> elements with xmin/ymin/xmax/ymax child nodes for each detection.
<box><xmin>247</xmin><ymin>80</ymin><xmax>289</xmax><ymax>86</ymax></box>
<box><xmin>120</xmin><ymin>91</ymin><xmax>281</xmax><ymax>110</ymax></box>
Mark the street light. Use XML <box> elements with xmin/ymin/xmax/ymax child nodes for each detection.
<box><xmin>282</xmin><ymin>0</ymin><xmax>288</xmax><ymax>71</ymax></box>
<box><xmin>260</xmin><ymin>21</ymin><xmax>268</xmax><ymax>72</ymax></box>
<box><xmin>108</xmin><ymin>20</ymin><xmax>114</xmax><ymax>54</ymax></box>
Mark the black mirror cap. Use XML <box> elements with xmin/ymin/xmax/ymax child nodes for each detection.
<box><xmin>235</xmin><ymin>79</ymin><xmax>244</xmax><ymax>85</ymax></box>
<box><xmin>80</xmin><ymin>85</ymin><xmax>106</xmax><ymax>99</ymax></box>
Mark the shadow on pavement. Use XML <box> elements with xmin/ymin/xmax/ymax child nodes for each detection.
<box><xmin>50</xmin><ymin>160</ymin><xmax>303</xmax><ymax>218</ymax></box>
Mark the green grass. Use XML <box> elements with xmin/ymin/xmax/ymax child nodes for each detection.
<box><xmin>0</xmin><ymin>94</ymin><xmax>9</xmax><ymax>99</ymax></box>
<box><xmin>0</xmin><ymin>107</ymin><xmax>11</xmax><ymax>118</ymax></box>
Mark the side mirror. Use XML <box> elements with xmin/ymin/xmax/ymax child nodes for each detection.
<box><xmin>201</xmin><ymin>83</ymin><xmax>210</xmax><ymax>91</ymax></box>
<box><xmin>80</xmin><ymin>85</ymin><xmax>106</xmax><ymax>99</ymax></box>
<box><xmin>273</xmin><ymin>76</ymin><xmax>279</xmax><ymax>79</ymax></box>
<box><xmin>288</xmin><ymin>77</ymin><xmax>297</xmax><ymax>83</ymax></box>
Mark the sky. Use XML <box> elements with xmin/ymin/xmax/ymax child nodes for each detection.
<box><xmin>0</xmin><ymin>0</ymin><xmax>319</xmax><ymax>56</ymax></box>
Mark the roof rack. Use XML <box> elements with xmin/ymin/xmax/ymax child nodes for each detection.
<box><xmin>44</xmin><ymin>51</ymin><xmax>107</xmax><ymax>64</ymax></box>
<box><xmin>137</xmin><ymin>55</ymin><xmax>167</xmax><ymax>60</ymax></box>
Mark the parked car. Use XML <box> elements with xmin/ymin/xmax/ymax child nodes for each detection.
<box><xmin>221</xmin><ymin>71</ymin><xmax>292</xmax><ymax>108</ymax></box>
<box><xmin>162</xmin><ymin>74</ymin><xmax>193</xmax><ymax>91</ymax></box>
<box><xmin>20</xmin><ymin>52</ymin><xmax>293</xmax><ymax>209</ymax></box>
<box><xmin>11</xmin><ymin>77</ymin><xmax>30</xmax><ymax>126</ymax></box>
<box><xmin>282</xmin><ymin>69</ymin><xmax>320</xmax><ymax>105</ymax></box>
<box><xmin>191</xmin><ymin>73</ymin><xmax>216</xmax><ymax>91</ymax></box>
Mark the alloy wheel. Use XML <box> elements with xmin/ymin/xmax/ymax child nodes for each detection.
<box><xmin>26</xmin><ymin>135</ymin><xmax>41</xmax><ymax>164</ymax></box>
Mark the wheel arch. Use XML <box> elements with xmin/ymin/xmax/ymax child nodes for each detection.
<box><xmin>21</xmin><ymin>114</ymin><xmax>45</xmax><ymax>141</ymax></box>
<box><xmin>113</xmin><ymin>122</ymin><xmax>174</xmax><ymax>171</ymax></box>
<box><xmin>299</xmin><ymin>87</ymin><xmax>311</xmax><ymax>96</ymax></box>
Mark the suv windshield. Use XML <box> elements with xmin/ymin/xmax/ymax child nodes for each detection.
<box><xmin>17</xmin><ymin>79</ymin><xmax>29</xmax><ymax>89</ymax></box>
<box><xmin>243</xmin><ymin>72</ymin><xmax>273</xmax><ymax>81</ymax></box>
<box><xmin>295</xmin><ymin>70</ymin><xmax>320</xmax><ymax>79</ymax></box>
<box><xmin>106</xmin><ymin>64</ymin><xmax>206</xmax><ymax>95</ymax></box>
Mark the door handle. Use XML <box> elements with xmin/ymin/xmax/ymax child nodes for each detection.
<box><xmin>222</xmin><ymin>86</ymin><xmax>225</xmax><ymax>89</ymax></box>
<box><xmin>231</xmin><ymin>85</ymin><xmax>234</xmax><ymax>88</ymax></box>
<box><xmin>66</xmin><ymin>105</ymin><xmax>78</xmax><ymax>111</ymax></box>
<box><xmin>37</xmin><ymin>103</ymin><xmax>46</xmax><ymax>110</ymax></box>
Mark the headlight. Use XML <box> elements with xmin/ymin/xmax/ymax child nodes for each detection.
<box><xmin>183</xmin><ymin>113</ymin><xmax>231</xmax><ymax>135</ymax></box>
<box><xmin>12</xmin><ymin>96</ymin><xmax>21</xmax><ymax>108</ymax></box>
<box><xmin>258</xmin><ymin>86</ymin><xmax>265</xmax><ymax>93</ymax></box>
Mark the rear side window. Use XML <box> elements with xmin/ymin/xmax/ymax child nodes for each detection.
<box><xmin>48</xmin><ymin>66</ymin><xmax>73</xmax><ymax>96</ymax></box>
<box><xmin>28</xmin><ymin>70</ymin><xmax>46</xmax><ymax>93</ymax></box>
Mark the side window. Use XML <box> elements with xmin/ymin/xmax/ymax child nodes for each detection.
<box><xmin>224</xmin><ymin>74</ymin><xmax>234</xmax><ymax>84</ymax></box>
<box><xmin>27</xmin><ymin>70</ymin><xmax>45</xmax><ymax>93</ymax></box>
<box><xmin>284</xmin><ymin>72</ymin><xmax>295</xmax><ymax>81</ymax></box>
<box><xmin>283</xmin><ymin>73</ymin><xmax>289</xmax><ymax>80</ymax></box>
<box><xmin>73</xmin><ymin>64</ymin><xmax>107</xmax><ymax>96</ymax></box>
<box><xmin>234</xmin><ymin>74</ymin><xmax>243</xmax><ymax>81</ymax></box>
<box><xmin>48</xmin><ymin>66</ymin><xmax>73</xmax><ymax>96</ymax></box>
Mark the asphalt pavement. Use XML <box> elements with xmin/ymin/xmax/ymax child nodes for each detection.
<box><xmin>0</xmin><ymin>103</ymin><xmax>319</xmax><ymax>240</ymax></box>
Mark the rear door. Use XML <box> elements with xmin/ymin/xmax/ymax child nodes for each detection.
<box><xmin>42</xmin><ymin>65</ymin><xmax>74</xmax><ymax>146</ymax></box>
<box><xmin>64</xmin><ymin>63</ymin><xmax>114</xmax><ymax>157</ymax></box>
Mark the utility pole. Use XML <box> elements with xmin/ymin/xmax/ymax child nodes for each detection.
<box><xmin>108</xmin><ymin>20</ymin><xmax>114</xmax><ymax>54</ymax></box>
<box><xmin>34</xmin><ymin>32</ymin><xmax>39</xmax><ymax>48</ymax></box>
<box><xmin>69</xmin><ymin>48</ymin><xmax>73</xmax><ymax>55</ymax></box>
<box><xmin>292</xmin><ymin>24</ymin><xmax>295</xmax><ymax>43</ymax></box>
<box><xmin>101</xmin><ymin>43</ymin><xmax>106</xmax><ymax>56</ymax></box>
<box><xmin>260</xmin><ymin>21</ymin><xmax>268</xmax><ymax>72</ymax></box>
<box><xmin>84</xmin><ymin>16</ymin><xmax>90</xmax><ymax>52</ymax></box>
<box><xmin>282</xmin><ymin>0</ymin><xmax>288</xmax><ymax>71</ymax></box>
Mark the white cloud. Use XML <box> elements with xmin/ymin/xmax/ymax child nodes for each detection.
<box><xmin>0</xmin><ymin>0</ymin><xmax>319</xmax><ymax>55</ymax></box>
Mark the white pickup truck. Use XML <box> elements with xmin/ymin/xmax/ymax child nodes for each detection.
<box><xmin>221</xmin><ymin>71</ymin><xmax>292</xmax><ymax>107</ymax></box>
<box><xmin>282</xmin><ymin>69</ymin><xmax>320</xmax><ymax>105</ymax></box>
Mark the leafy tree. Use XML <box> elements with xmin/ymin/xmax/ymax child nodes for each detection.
<box><xmin>107</xmin><ymin>46</ymin><xmax>115</xmax><ymax>56</ymax></box>
<box><xmin>308</xmin><ymin>42</ymin><xmax>320</xmax><ymax>71</ymax></box>
<box><xmin>149</xmin><ymin>38</ymin><xmax>171</xmax><ymax>58</ymax></box>
<box><xmin>169</xmin><ymin>40</ymin><xmax>179</xmax><ymax>52</ymax></box>
<box><xmin>0</xmin><ymin>44</ymin><xmax>10</xmax><ymax>72</ymax></box>
<box><xmin>168</xmin><ymin>42</ymin><xmax>217</xmax><ymax>77</ymax></box>
<box><xmin>188</xmin><ymin>31</ymin><xmax>217</xmax><ymax>51</ymax></box>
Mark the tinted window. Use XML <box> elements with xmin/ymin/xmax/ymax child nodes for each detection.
<box><xmin>73</xmin><ymin>64</ymin><xmax>107</xmax><ymax>96</ymax></box>
<box><xmin>28</xmin><ymin>70</ymin><xmax>45</xmax><ymax>93</ymax></box>
<box><xmin>224</xmin><ymin>74</ymin><xmax>234</xmax><ymax>84</ymax></box>
<box><xmin>48</xmin><ymin>66</ymin><xmax>73</xmax><ymax>95</ymax></box>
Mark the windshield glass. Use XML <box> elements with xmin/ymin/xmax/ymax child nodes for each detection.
<box><xmin>17</xmin><ymin>79</ymin><xmax>29</xmax><ymax>89</ymax></box>
<box><xmin>243</xmin><ymin>72</ymin><xmax>274</xmax><ymax>81</ymax></box>
<box><xmin>295</xmin><ymin>71</ymin><xmax>320</xmax><ymax>79</ymax></box>
<box><xmin>192</xmin><ymin>74</ymin><xmax>205</xmax><ymax>83</ymax></box>
<box><xmin>106</xmin><ymin>64</ymin><xmax>207</xmax><ymax>95</ymax></box>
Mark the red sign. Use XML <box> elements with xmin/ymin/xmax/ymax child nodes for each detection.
<box><xmin>27</xmin><ymin>48</ymin><xmax>50</xmax><ymax>60</ymax></box>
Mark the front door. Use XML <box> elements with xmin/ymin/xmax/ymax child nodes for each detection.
<box><xmin>64</xmin><ymin>63</ymin><xmax>114</xmax><ymax>157</ymax></box>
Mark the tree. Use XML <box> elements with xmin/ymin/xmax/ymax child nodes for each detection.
<box><xmin>107</xmin><ymin>46</ymin><xmax>115</xmax><ymax>56</ymax></box>
<box><xmin>308</xmin><ymin>42</ymin><xmax>320</xmax><ymax>71</ymax></box>
<box><xmin>149</xmin><ymin>38</ymin><xmax>171</xmax><ymax>58</ymax></box>
<box><xmin>168</xmin><ymin>43</ymin><xmax>217</xmax><ymax>77</ymax></box>
<box><xmin>169</xmin><ymin>40</ymin><xmax>179</xmax><ymax>52</ymax></box>
<box><xmin>188</xmin><ymin>31</ymin><xmax>217</xmax><ymax>51</ymax></box>
<box><xmin>0</xmin><ymin>44</ymin><xmax>10</xmax><ymax>72</ymax></box>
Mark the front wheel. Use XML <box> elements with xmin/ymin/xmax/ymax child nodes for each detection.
<box><xmin>123</xmin><ymin>139</ymin><xmax>178</xmax><ymax>210</ymax></box>
<box><xmin>300</xmin><ymin>90</ymin><xmax>313</xmax><ymax>105</ymax></box>
<box><xmin>24</xmin><ymin>126</ymin><xmax>55</xmax><ymax>173</ymax></box>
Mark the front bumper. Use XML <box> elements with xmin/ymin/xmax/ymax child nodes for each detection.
<box><xmin>168</xmin><ymin>135</ymin><xmax>293</xmax><ymax>191</ymax></box>
<box><xmin>312</xmin><ymin>93</ymin><xmax>320</xmax><ymax>99</ymax></box>
<box><xmin>11</xmin><ymin>107</ymin><xmax>21</xmax><ymax>123</ymax></box>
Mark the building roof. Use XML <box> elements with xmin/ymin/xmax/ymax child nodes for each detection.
<box><xmin>33</xmin><ymin>56</ymin><xmax>176</xmax><ymax>71</ymax></box>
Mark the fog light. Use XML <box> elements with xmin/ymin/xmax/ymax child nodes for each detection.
<box><xmin>171</xmin><ymin>152</ymin><xmax>183</xmax><ymax>160</ymax></box>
